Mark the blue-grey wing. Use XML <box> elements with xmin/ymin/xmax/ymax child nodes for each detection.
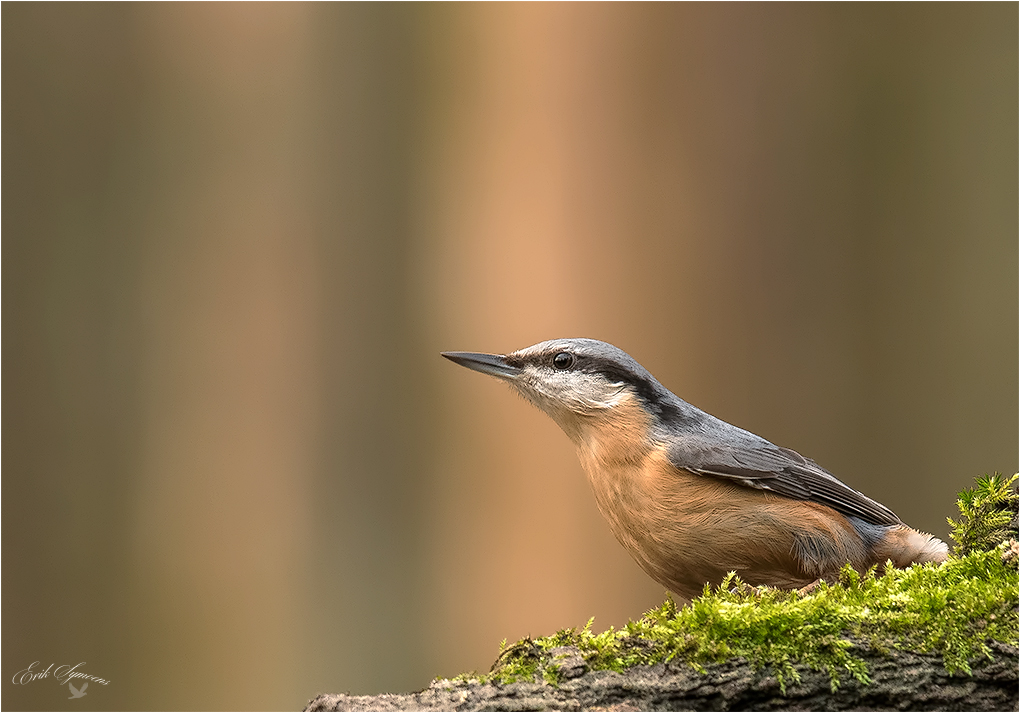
<box><xmin>667</xmin><ymin>434</ymin><xmax>902</xmax><ymax>527</ymax></box>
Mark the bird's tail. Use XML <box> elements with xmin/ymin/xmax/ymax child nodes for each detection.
<box><xmin>874</xmin><ymin>525</ymin><xmax>949</xmax><ymax>567</ymax></box>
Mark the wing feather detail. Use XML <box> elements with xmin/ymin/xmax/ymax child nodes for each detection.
<box><xmin>668</xmin><ymin>440</ymin><xmax>902</xmax><ymax>526</ymax></box>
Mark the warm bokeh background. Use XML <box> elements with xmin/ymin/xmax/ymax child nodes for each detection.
<box><xmin>3</xmin><ymin>4</ymin><xmax>1016</xmax><ymax>710</ymax></box>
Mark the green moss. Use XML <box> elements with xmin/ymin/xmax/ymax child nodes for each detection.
<box><xmin>474</xmin><ymin>474</ymin><xmax>1020</xmax><ymax>694</ymax></box>
<box><xmin>948</xmin><ymin>472</ymin><xmax>1019</xmax><ymax>556</ymax></box>
<box><xmin>488</xmin><ymin>639</ymin><xmax>544</xmax><ymax>684</ymax></box>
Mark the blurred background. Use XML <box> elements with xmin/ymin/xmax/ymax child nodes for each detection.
<box><xmin>3</xmin><ymin>3</ymin><xmax>1016</xmax><ymax>710</ymax></box>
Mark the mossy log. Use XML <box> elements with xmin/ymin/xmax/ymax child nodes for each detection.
<box><xmin>307</xmin><ymin>476</ymin><xmax>1018</xmax><ymax>712</ymax></box>
<box><xmin>305</xmin><ymin>640</ymin><xmax>1018</xmax><ymax>711</ymax></box>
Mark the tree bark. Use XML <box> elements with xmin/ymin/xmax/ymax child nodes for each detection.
<box><xmin>305</xmin><ymin>640</ymin><xmax>1018</xmax><ymax>712</ymax></box>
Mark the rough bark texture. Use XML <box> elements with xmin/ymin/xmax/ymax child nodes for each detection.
<box><xmin>305</xmin><ymin>640</ymin><xmax>1018</xmax><ymax>712</ymax></box>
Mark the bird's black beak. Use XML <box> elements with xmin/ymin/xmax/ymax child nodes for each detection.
<box><xmin>441</xmin><ymin>351</ymin><xmax>522</xmax><ymax>380</ymax></box>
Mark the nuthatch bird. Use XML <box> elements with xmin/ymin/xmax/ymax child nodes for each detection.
<box><xmin>442</xmin><ymin>338</ymin><xmax>948</xmax><ymax>601</ymax></box>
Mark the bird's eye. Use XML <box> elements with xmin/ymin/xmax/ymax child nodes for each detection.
<box><xmin>552</xmin><ymin>352</ymin><xmax>574</xmax><ymax>370</ymax></box>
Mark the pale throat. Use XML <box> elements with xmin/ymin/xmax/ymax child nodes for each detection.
<box><xmin>569</xmin><ymin>391</ymin><xmax>657</xmax><ymax>472</ymax></box>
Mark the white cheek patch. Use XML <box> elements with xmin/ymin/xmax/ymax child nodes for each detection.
<box><xmin>599</xmin><ymin>382</ymin><xmax>630</xmax><ymax>406</ymax></box>
<box><xmin>516</xmin><ymin>365</ymin><xmax>629</xmax><ymax>413</ymax></box>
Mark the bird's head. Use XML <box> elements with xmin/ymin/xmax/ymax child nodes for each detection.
<box><xmin>442</xmin><ymin>338</ymin><xmax>679</xmax><ymax>446</ymax></box>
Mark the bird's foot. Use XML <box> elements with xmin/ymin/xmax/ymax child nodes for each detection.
<box><xmin>797</xmin><ymin>579</ymin><xmax>823</xmax><ymax>596</ymax></box>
